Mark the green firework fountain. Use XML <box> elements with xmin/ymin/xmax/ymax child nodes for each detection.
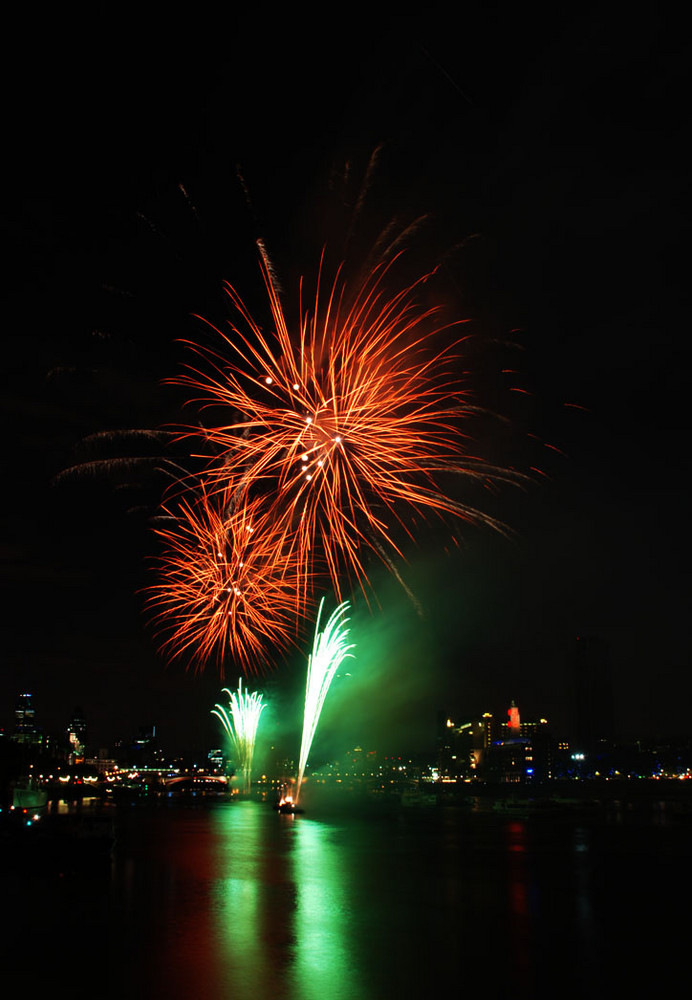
<box><xmin>212</xmin><ymin>679</ymin><xmax>266</xmax><ymax>793</ymax></box>
<box><xmin>295</xmin><ymin>599</ymin><xmax>355</xmax><ymax>804</ymax></box>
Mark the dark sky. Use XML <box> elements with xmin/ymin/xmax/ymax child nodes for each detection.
<box><xmin>3</xmin><ymin>10</ymin><xmax>691</xmax><ymax>755</ymax></box>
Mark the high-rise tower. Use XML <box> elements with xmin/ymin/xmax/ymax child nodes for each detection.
<box><xmin>67</xmin><ymin>706</ymin><xmax>87</xmax><ymax>760</ymax></box>
<box><xmin>507</xmin><ymin>700</ymin><xmax>520</xmax><ymax>736</ymax></box>
<box><xmin>573</xmin><ymin>635</ymin><xmax>614</xmax><ymax>749</ymax></box>
<box><xmin>13</xmin><ymin>692</ymin><xmax>41</xmax><ymax>746</ymax></box>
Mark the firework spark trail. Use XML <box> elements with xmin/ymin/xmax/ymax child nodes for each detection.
<box><xmin>146</xmin><ymin>487</ymin><xmax>308</xmax><ymax>674</ymax></box>
<box><xmin>295</xmin><ymin>598</ymin><xmax>355</xmax><ymax>804</ymax></box>
<box><xmin>177</xmin><ymin>252</ymin><xmax>515</xmax><ymax>603</ymax></box>
<box><xmin>211</xmin><ymin>679</ymin><xmax>266</xmax><ymax>793</ymax></box>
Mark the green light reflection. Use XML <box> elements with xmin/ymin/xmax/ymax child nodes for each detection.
<box><xmin>210</xmin><ymin>804</ymin><xmax>365</xmax><ymax>1000</ymax></box>
<box><xmin>288</xmin><ymin>818</ymin><xmax>364</xmax><ymax>1000</ymax></box>
<box><xmin>212</xmin><ymin>801</ymin><xmax>286</xmax><ymax>999</ymax></box>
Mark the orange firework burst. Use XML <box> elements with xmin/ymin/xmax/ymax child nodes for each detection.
<box><xmin>146</xmin><ymin>488</ymin><xmax>307</xmax><ymax>674</ymax></box>
<box><xmin>176</xmin><ymin>252</ymin><xmax>512</xmax><ymax>600</ymax></box>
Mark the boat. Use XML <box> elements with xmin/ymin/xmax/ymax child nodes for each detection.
<box><xmin>11</xmin><ymin>777</ymin><xmax>48</xmax><ymax>811</ymax></box>
<box><xmin>273</xmin><ymin>797</ymin><xmax>304</xmax><ymax>815</ymax></box>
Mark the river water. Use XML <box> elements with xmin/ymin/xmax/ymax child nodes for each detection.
<box><xmin>4</xmin><ymin>794</ymin><xmax>690</xmax><ymax>998</ymax></box>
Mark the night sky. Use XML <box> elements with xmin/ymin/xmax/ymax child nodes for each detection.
<box><xmin>3</xmin><ymin>11</ymin><xmax>690</xmax><ymax>756</ymax></box>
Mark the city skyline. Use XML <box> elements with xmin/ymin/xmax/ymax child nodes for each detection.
<box><xmin>0</xmin><ymin>675</ymin><xmax>684</xmax><ymax>764</ymax></box>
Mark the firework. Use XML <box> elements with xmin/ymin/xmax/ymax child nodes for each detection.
<box><xmin>177</xmin><ymin>253</ymin><xmax>512</xmax><ymax>602</ymax></box>
<box><xmin>212</xmin><ymin>678</ymin><xmax>266</xmax><ymax>793</ymax></box>
<box><xmin>146</xmin><ymin>487</ymin><xmax>307</xmax><ymax>674</ymax></box>
<box><xmin>295</xmin><ymin>598</ymin><xmax>355</xmax><ymax>804</ymax></box>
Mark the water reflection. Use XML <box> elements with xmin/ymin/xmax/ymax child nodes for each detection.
<box><xmin>210</xmin><ymin>801</ymin><xmax>293</xmax><ymax>998</ymax></box>
<box><xmin>102</xmin><ymin>797</ymin><xmax>692</xmax><ymax>1000</ymax></box>
<box><xmin>570</xmin><ymin>824</ymin><xmax>600</xmax><ymax>993</ymax></box>
<box><xmin>289</xmin><ymin>817</ymin><xmax>364</xmax><ymax>1000</ymax></box>
<box><xmin>209</xmin><ymin>804</ymin><xmax>363</xmax><ymax>1000</ymax></box>
<box><xmin>504</xmin><ymin>820</ymin><xmax>534</xmax><ymax>988</ymax></box>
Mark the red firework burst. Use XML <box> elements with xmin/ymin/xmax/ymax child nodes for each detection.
<box><xmin>146</xmin><ymin>488</ymin><xmax>308</xmax><ymax>674</ymax></box>
<box><xmin>176</xmin><ymin>252</ymin><xmax>511</xmax><ymax>600</ymax></box>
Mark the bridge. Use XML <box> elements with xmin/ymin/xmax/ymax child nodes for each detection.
<box><xmin>163</xmin><ymin>774</ymin><xmax>229</xmax><ymax>789</ymax></box>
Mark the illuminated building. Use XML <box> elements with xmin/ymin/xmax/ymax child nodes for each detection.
<box><xmin>12</xmin><ymin>692</ymin><xmax>42</xmax><ymax>746</ymax></box>
<box><xmin>435</xmin><ymin>712</ymin><xmax>504</xmax><ymax>779</ymax></box>
<box><xmin>484</xmin><ymin>702</ymin><xmax>555</xmax><ymax>783</ymax></box>
<box><xmin>434</xmin><ymin>704</ymin><xmax>557</xmax><ymax>782</ymax></box>
<box><xmin>467</xmin><ymin>713</ymin><xmax>496</xmax><ymax>775</ymax></box>
<box><xmin>485</xmin><ymin>739</ymin><xmax>535</xmax><ymax>783</ymax></box>
<box><xmin>507</xmin><ymin>700</ymin><xmax>520</xmax><ymax>736</ymax></box>
<box><xmin>67</xmin><ymin>706</ymin><xmax>87</xmax><ymax>762</ymax></box>
<box><xmin>436</xmin><ymin>711</ymin><xmax>459</xmax><ymax>776</ymax></box>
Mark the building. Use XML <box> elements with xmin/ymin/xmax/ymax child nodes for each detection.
<box><xmin>435</xmin><ymin>712</ymin><xmax>500</xmax><ymax>780</ymax></box>
<box><xmin>484</xmin><ymin>703</ymin><xmax>555</xmax><ymax>783</ymax></box>
<box><xmin>573</xmin><ymin>635</ymin><xmax>615</xmax><ymax>750</ymax></box>
<box><xmin>67</xmin><ymin>706</ymin><xmax>87</xmax><ymax>761</ymax></box>
<box><xmin>12</xmin><ymin>692</ymin><xmax>42</xmax><ymax>747</ymax></box>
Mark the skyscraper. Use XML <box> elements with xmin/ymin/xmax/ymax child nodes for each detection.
<box><xmin>573</xmin><ymin>635</ymin><xmax>615</xmax><ymax>750</ymax></box>
<box><xmin>13</xmin><ymin>692</ymin><xmax>41</xmax><ymax>746</ymax></box>
<box><xmin>67</xmin><ymin>706</ymin><xmax>87</xmax><ymax>760</ymax></box>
